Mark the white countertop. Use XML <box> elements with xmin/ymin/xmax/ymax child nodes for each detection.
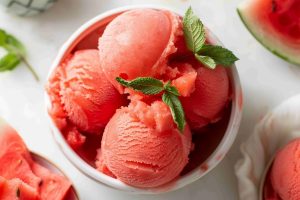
<box><xmin>1</xmin><ymin>0</ymin><xmax>300</xmax><ymax>199</ymax></box>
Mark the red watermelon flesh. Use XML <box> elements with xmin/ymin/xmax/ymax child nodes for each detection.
<box><xmin>254</xmin><ymin>0</ymin><xmax>300</xmax><ymax>42</ymax></box>
<box><xmin>0</xmin><ymin>123</ymin><xmax>72</xmax><ymax>200</ymax></box>
<box><xmin>32</xmin><ymin>163</ymin><xmax>71</xmax><ymax>200</ymax></box>
<box><xmin>0</xmin><ymin>177</ymin><xmax>39</xmax><ymax>200</ymax></box>
<box><xmin>0</xmin><ymin>125</ymin><xmax>32</xmax><ymax>163</ymax></box>
<box><xmin>238</xmin><ymin>0</ymin><xmax>300</xmax><ymax>65</ymax></box>
<box><xmin>270</xmin><ymin>0</ymin><xmax>300</xmax><ymax>40</ymax></box>
<box><xmin>0</xmin><ymin>152</ymin><xmax>42</xmax><ymax>189</ymax></box>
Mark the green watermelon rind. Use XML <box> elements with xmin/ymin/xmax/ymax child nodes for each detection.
<box><xmin>237</xmin><ymin>4</ymin><xmax>300</xmax><ymax>66</ymax></box>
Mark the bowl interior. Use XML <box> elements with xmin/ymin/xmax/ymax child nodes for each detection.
<box><xmin>46</xmin><ymin>6</ymin><xmax>243</xmax><ymax>194</ymax></box>
<box><xmin>31</xmin><ymin>152</ymin><xmax>79</xmax><ymax>200</ymax></box>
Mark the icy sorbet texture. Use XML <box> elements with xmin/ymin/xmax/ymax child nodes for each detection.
<box><xmin>263</xmin><ymin>139</ymin><xmax>300</xmax><ymax>200</ymax></box>
<box><xmin>46</xmin><ymin>8</ymin><xmax>232</xmax><ymax>188</ymax></box>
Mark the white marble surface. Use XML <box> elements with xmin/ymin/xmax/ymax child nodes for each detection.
<box><xmin>1</xmin><ymin>0</ymin><xmax>300</xmax><ymax>199</ymax></box>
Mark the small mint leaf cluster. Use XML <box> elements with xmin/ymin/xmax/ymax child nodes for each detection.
<box><xmin>0</xmin><ymin>29</ymin><xmax>39</xmax><ymax>81</ymax></box>
<box><xmin>116</xmin><ymin>77</ymin><xmax>186</xmax><ymax>133</ymax></box>
<box><xmin>183</xmin><ymin>7</ymin><xmax>239</xmax><ymax>69</ymax></box>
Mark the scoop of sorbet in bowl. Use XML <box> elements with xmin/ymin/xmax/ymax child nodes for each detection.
<box><xmin>99</xmin><ymin>8</ymin><xmax>181</xmax><ymax>93</ymax></box>
<box><xmin>47</xmin><ymin>49</ymin><xmax>127</xmax><ymax>135</ymax></box>
<box><xmin>99</xmin><ymin>100</ymin><xmax>192</xmax><ymax>188</ymax></box>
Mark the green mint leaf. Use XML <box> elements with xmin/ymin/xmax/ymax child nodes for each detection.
<box><xmin>198</xmin><ymin>45</ymin><xmax>238</xmax><ymax>66</ymax></box>
<box><xmin>0</xmin><ymin>53</ymin><xmax>21</xmax><ymax>72</ymax></box>
<box><xmin>116</xmin><ymin>77</ymin><xmax>130</xmax><ymax>87</ymax></box>
<box><xmin>5</xmin><ymin>34</ymin><xmax>26</xmax><ymax>56</ymax></box>
<box><xmin>0</xmin><ymin>29</ymin><xmax>25</xmax><ymax>55</ymax></box>
<box><xmin>0</xmin><ymin>30</ymin><xmax>6</xmax><ymax>46</ymax></box>
<box><xmin>162</xmin><ymin>92</ymin><xmax>186</xmax><ymax>133</ymax></box>
<box><xmin>0</xmin><ymin>29</ymin><xmax>39</xmax><ymax>81</ymax></box>
<box><xmin>116</xmin><ymin>77</ymin><xmax>164</xmax><ymax>95</ymax></box>
<box><xmin>182</xmin><ymin>8</ymin><xmax>238</xmax><ymax>70</ymax></box>
<box><xmin>116</xmin><ymin>76</ymin><xmax>186</xmax><ymax>133</ymax></box>
<box><xmin>164</xmin><ymin>81</ymin><xmax>180</xmax><ymax>96</ymax></box>
<box><xmin>195</xmin><ymin>54</ymin><xmax>216</xmax><ymax>69</ymax></box>
<box><xmin>183</xmin><ymin>7</ymin><xmax>205</xmax><ymax>53</ymax></box>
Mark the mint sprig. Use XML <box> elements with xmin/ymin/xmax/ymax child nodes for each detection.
<box><xmin>116</xmin><ymin>77</ymin><xmax>186</xmax><ymax>133</ymax></box>
<box><xmin>0</xmin><ymin>53</ymin><xmax>21</xmax><ymax>72</ymax></box>
<box><xmin>162</xmin><ymin>92</ymin><xmax>185</xmax><ymax>132</ymax></box>
<box><xmin>183</xmin><ymin>7</ymin><xmax>238</xmax><ymax>69</ymax></box>
<box><xmin>195</xmin><ymin>54</ymin><xmax>216</xmax><ymax>69</ymax></box>
<box><xmin>199</xmin><ymin>45</ymin><xmax>239</xmax><ymax>66</ymax></box>
<box><xmin>116</xmin><ymin>77</ymin><xmax>164</xmax><ymax>95</ymax></box>
<box><xmin>183</xmin><ymin>7</ymin><xmax>205</xmax><ymax>54</ymax></box>
<box><xmin>0</xmin><ymin>29</ymin><xmax>39</xmax><ymax>81</ymax></box>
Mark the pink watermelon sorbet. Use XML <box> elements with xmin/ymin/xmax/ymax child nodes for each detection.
<box><xmin>98</xmin><ymin>100</ymin><xmax>192</xmax><ymax>188</ymax></box>
<box><xmin>98</xmin><ymin>8</ymin><xmax>182</xmax><ymax>93</ymax></box>
<box><xmin>46</xmin><ymin>49</ymin><xmax>127</xmax><ymax>147</ymax></box>
<box><xmin>263</xmin><ymin>139</ymin><xmax>300</xmax><ymax>200</ymax></box>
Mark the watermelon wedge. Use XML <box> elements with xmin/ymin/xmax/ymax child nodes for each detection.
<box><xmin>32</xmin><ymin>163</ymin><xmax>71</xmax><ymax>200</ymax></box>
<box><xmin>237</xmin><ymin>0</ymin><xmax>300</xmax><ymax>65</ymax></box>
<box><xmin>0</xmin><ymin>177</ymin><xmax>39</xmax><ymax>200</ymax></box>
<box><xmin>0</xmin><ymin>122</ymin><xmax>72</xmax><ymax>200</ymax></box>
<box><xmin>0</xmin><ymin>124</ymin><xmax>32</xmax><ymax>163</ymax></box>
<box><xmin>0</xmin><ymin>152</ymin><xmax>42</xmax><ymax>189</ymax></box>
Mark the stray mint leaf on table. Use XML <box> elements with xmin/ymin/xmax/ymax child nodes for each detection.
<box><xmin>4</xmin><ymin>34</ymin><xmax>26</xmax><ymax>56</ymax></box>
<box><xmin>0</xmin><ymin>53</ymin><xmax>21</xmax><ymax>72</ymax></box>
<box><xmin>0</xmin><ymin>30</ymin><xmax>6</xmax><ymax>46</ymax></box>
<box><xmin>0</xmin><ymin>29</ymin><xmax>39</xmax><ymax>81</ymax></box>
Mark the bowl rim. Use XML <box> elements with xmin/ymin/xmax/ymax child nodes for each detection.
<box><xmin>45</xmin><ymin>5</ymin><xmax>243</xmax><ymax>194</ymax></box>
<box><xmin>30</xmin><ymin>151</ymin><xmax>80</xmax><ymax>200</ymax></box>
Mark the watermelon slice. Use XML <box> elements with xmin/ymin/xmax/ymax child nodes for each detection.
<box><xmin>0</xmin><ymin>177</ymin><xmax>39</xmax><ymax>200</ymax></box>
<box><xmin>0</xmin><ymin>122</ymin><xmax>72</xmax><ymax>200</ymax></box>
<box><xmin>0</xmin><ymin>124</ymin><xmax>32</xmax><ymax>163</ymax></box>
<box><xmin>32</xmin><ymin>163</ymin><xmax>71</xmax><ymax>200</ymax></box>
<box><xmin>0</xmin><ymin>152</ymin><xmax>42</xmax><ymax>189</ymax></box>
<box><xmin>237</xmin><ymin>0</ymin><xmax>300</xmax><ymax>65</ymax></box>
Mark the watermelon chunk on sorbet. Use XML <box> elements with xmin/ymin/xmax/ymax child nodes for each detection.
<box><xmin>0</xmin><ymin>123</ymin><xmax>71</xmax><ymax>200</ymax></box>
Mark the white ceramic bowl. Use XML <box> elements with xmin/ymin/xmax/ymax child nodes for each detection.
<box><xmin>235</xmin><ymin>94</ymin><xmax>300</xmax><ymax>200</ymax></box>
<box><xmin>45</xmin><ymin>5</ymin><xmax>243</xmax><ymax>194</ymax></box>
